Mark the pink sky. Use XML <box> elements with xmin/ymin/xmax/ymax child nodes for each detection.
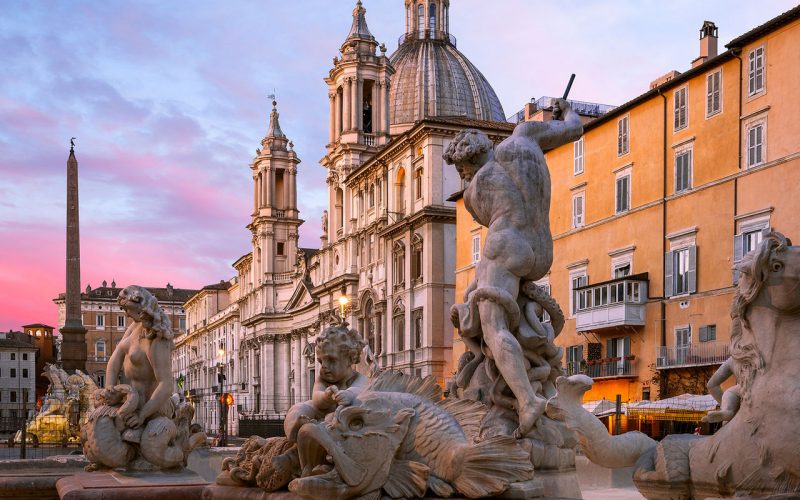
<box><xmin>1</xmin><ymin>0</ymin><xmax>796</xmax><ymax>332</ymax></box>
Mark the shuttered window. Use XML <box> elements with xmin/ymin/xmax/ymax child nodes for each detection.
<box><xmin>674</xmin><ymin>87</ymin><xmax>688</xmax><ymax>131</ymax></box>
<box><xmin>572</xmin><ymin>193</ymin><xmax>585</xmax><ymax>228</ymax></box>
<box><xmin>699</xmin><ymin>325</ymin><xmax>716</xmax><ymax>342</ymax></box>
<box><xmin>733</xmin><ymin>226</ymin><xmax>769</xmax><ymax>283</ymax></box>
<box><xmin>706</xmin><ymin>70</ymin><xmax>722</xmax><ymax>116</ymax></box>
<box><xmin>574</xmin><ymin>137</ymin><xmax>584</xmax><ymax>175</ymax></box>
<box><xmin>748</xmin><ymin>46</ymin><xmax>765</xmax><ymax>96</ymax></box>
<box><xmin>675</xmin><ymin>150</ymin><xmax>692</xmax><ymax>193</ymax></box>
<box><xmin>617</xmin><ymin>116</ymin><xmax>629</xmax><ymax>156</ymax></box>
<box><xmin>471</xmin><ymin>234</ymin><xmax>481</xmax><ymax>263</ymax></box>
<box><xmin>664</xmin><ymin>246</ymin><xmax>697</xmax><ymax>297</ymax></box>
<box><xmin>615</xmin><ymin>175</ymin><xmax>630</xmax><ymax>213</ymax></box>
<box><xmin>747</xmin><ymin>122</ymin><xmax>765</xmax><ymax>167</ymax></box>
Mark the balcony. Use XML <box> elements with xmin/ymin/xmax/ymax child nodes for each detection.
<box><xmin>361</xmin><ymin>133</ymin><xmax>376</xmax><ymax>147</ymax></box>
<box><xmin>398</xmin><ymin>30</ymin><xmax>457</xmax><ymax>47</ymax></box>
<box><xmin>566</xmin><ymin>357</ymin><xmax>638</xmax><ymax>379</ymax></box>
<box><xmin>656</xmin><ymin>342</ymin><xmax>729</xmax><ymax>369</ymax></box>
<box><xmin>87</xmin><ymin>356</ymin><xmax>108</xmax><ymax>363</ymax></box>
<box><xmin>575</xmin><ymin>274</ymin><xmax>648</xmax><ymax>332</ymax></box>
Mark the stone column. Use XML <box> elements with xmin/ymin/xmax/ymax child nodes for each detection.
<box><xmin>328</xmin><ymin>92</ymin><xmax>336</xmax><ymax>144</ymax></box>
<box><xmin>288</xmin><ymin>168</ymin><xmax>297</xmax><ymax>211</ymax></box>
<box><xmin>299</xmin><ymin>335</ymin><xmax>308</xmax><ymax>400</ymax></box>
<box><xmin>262</xmin><ymin>340</ymin><xmax>275</xmax><ymax>414</ymax></box>
<box><xmin>374</xmin><ymin>82</ymin><xmax>381</xmax><ymax>136</ymax></box>
<box><xmin>344</xmin><ymin>79</ymin><xmax>352</xmax><ymax>132</ymax></box>
<box><xmin>352</xmin><ymin>77</ymin><xmax>360</xmax><ymax>132</ymax></box>
<box><xmin>292</xmin><ymin>334</ymin><xmax>302</xmax><ymax>405</ymax></box>
<box><xmin>383</xmin><ymin>81</ymin><xmax>391</xmax><ymax>133</ymax></box>
<box><xmin>254</xmin><ymin>174</ymin><xmax>259</xmax><ymax>211</ymax></box>
<box><xmin>335</xmin><ymin>91</ymin><xmax>343</xmax><ymax>136</ymax></box>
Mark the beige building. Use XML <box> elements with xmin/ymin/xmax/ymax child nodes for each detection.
<box><xmin>176</xmin><ymin>0</ymin><xmax>517</xmax><ymax>429</ymax></box>
<box><xmin>54</xmin><ymin>281</ymin><xmax>196</xmax><ymax>386</ymax></box>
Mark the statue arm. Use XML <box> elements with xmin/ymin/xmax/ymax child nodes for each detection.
<box><xmin>513</xmin><ymin>99</ymin><xmax>583</xmax><ymax>151</ymax></box>
<box><xmin>105</xmin><ymin>336</ymin><xmax>128</xmax><ymax>387</ymax></box>
<box><xmin>310</xmin><ymin>379</ymin><xmax>335</xmax><ymax>410</ymax></box>
<box><xmin>137</xmin><ymin>339</ymin><xmax>174</xmax><ymax>422</ymax></box>
<box><xmin>707</xmin><ymin>358</ymin><xmax>734</xmax><ymax>403</ymax></box>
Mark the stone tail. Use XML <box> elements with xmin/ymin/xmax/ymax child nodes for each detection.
<box><xmin>452</xmin><ymin>435</ymin><xmax>534</xmax><ymax>498</ymax></box>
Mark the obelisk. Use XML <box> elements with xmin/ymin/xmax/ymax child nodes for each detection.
<box><xmin>59</xmin><ymin>139</ymin><xmax>87</xmax><ymax>372</ymax></box>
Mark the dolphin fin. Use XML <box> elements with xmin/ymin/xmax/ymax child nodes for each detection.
<box><xmin>384</xmin><ymin>460</ymin><xmax>429</xmax><ymax>498</ymax></box>
<box><xmin>436</xmin><ymin>398</ymin><xmax>488</xmax><ymax>444</ymax></box>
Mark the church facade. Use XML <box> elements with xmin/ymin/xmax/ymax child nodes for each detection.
<box><xmin>174</xmin><ymin>0</ymin><xmax>515</xmax><ymax>424</ymax></box>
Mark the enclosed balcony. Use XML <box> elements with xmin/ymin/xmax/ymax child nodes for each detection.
<box><xmin>575</xmin><ymin>273</ymin><xmax>648</xmax><ymax>332</ymax></box>
<box><xmin>656</xmin><ymin>342</ymin><xmax>730</xmax><ymax>369</ymax></box>
<box><xmin>565</xmin><ymin>357</ymin><xmax>639</xmax><ymax>380</ymax></box>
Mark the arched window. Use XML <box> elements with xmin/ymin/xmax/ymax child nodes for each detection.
<box><xmin>396</xmin><ymin>168</ymin><xmax>406</xmax><ymax>214</ymax></box>
<box><xmin>411</xmin><ymin>233</ymin><xmax>423</xmax><ymax>283</ymax></box>
<box><xmin>414</xmin><ymin>167</ymin><xmax>423</xmax><ymax>199</ymax></box>
<box><xmin>418</xmin><ymin>4</ymin><xmax>424</xmax><ymax>37</ymax></box>
<box><xmin>335</xmin><ymin>187</ymin><xmax>344</xmax><ymax>233</ymax></box>
<box><xmin>369</xmin><ymin>184</ymin><xmax>375</xmax><ymax>208</ymax></box>
<box><xmin>393</xmin><ymin>241</ymin><xmax>406</xmax><ymax>286</ymax></box>
<box><xmin>394</xmin><ymin>306</ymin><xmax>406</xmax><ymax>352</ymax></box>
<box><xmin>364</xmin><ymin>299</ymin><xmax>375</xmax><ymax>354</ymax></box>
<box><xmin>429</xmin><ymin>3</ymin><xmax>436</xmax><ymax>32</ymax></box>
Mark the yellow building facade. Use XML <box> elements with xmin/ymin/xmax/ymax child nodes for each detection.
<box><xmin>453</xmin><ymin>8</ymin><xmax>800</xmax><ymax>407</ymax></box>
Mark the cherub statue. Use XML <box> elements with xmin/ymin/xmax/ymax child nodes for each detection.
<box><xmin>444</xmin><ymin>98</ymin><xmax>582</xmax><ymax>438</ymax></box>
<box><xmin>272</xmin><ymin>322</ymin><xmax>367</xmax><ymax>476</ymax></box>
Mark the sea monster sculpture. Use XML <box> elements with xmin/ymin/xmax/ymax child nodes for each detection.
<box><xmin>546</xmin><ymin>232</ymin><xmax>800</xmax><ymax>499</ymax></box>
<box><xmin>82</xmin><ymin>285</ymin><xmax>206</xmax><ymax>470</ymax></box>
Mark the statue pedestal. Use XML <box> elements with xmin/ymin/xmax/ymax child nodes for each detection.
<box><xmin>56</xmin><ymin>469</ymin><xmax>208</xmax><ymax>500</ymax></box>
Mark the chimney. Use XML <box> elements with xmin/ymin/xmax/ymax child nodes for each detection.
<box><xmin>692</xmin><ymin>21</ymin><xmax>718</xmax><ymax>68</ymax></box>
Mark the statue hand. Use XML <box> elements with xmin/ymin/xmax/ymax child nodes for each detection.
<box><xmin>333</xmin><ymin>390</ymin><xmax>355</xmax><ymax>407</ymax></box>
<box><xmin>124</xmin><ymin>411</ymin><xmax>144</xmax><ymax>429</ymax></box>
<box><xmin>553</xmin><ymin>98</ymin><xmax>571</xmax><ymax>120</ymax></box>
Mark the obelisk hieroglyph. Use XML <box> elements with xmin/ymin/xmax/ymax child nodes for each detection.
<box><xmin>59</xmin><ymin>139</ymin><xmax>87</xmax><ymax>372</ymax></box>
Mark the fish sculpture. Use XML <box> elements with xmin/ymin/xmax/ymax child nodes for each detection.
<box><xmin>288</xmin><ymin>371</ymin><xmax>534</xmax><ymax>499</ymax></box>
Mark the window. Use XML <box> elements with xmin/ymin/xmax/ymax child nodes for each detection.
<box><xmin>570</xmin><ymin>272</ymin><xmax>588</xmax><ymax>316</ymax></box>
<box><xmin>429</xmin><ymin>3</ymin><xmax>436</xmax><ymax>31</ymax></box>
<box><xmin>675</xmin><ymin>149</ymin><xmax>692</xmax><ymax>192</ymax></box>
<box><xmin>10</xmin><ymin>353</ymin><xmax>14</xmax><ymax>361</ymax></box>
<box><xmin>393</xmin><ymin>242</ymin><xmax>406</xmax><ymax>285</ymax></box>
<box><xmin>413</xmin><ymin>309</ymin><xmax>423</xmax><ymax>348</ymax></box>
<box><xmin>417</xmin><ymin>4</ymin><xmax>424</xmax><ymax>34</ymax></box>
<box><xmin>22</xmin><ymin>368</ymin><xmax>28</xmax><ymax>378</ymax></box>
<box><xmin>411</xmin><ymin>235</ymin><xmax>423</xmax><ymax>282</ymax></box>
<box><xmin>22</xmin><ymin>353</ymin><xmax>27</xmax><ymax>361</ymax></box>
<box><xmin>615</xmin><ymin>174</ymin><xmax>630</xmax><ymax>213</ymax></box>
<box><xmin>573</xmin><ymin>137</ymin><xmax>584</xmax><ymax>175</ymax></box>
<box><xmin>706</xmin><ymin>70</ymin><xmax>722</xmax><ymax>116</ymax></box>
<box><xmin>617</xmin><ymin>116</ymin><xmax>629</xmax><ymax>156</ymax></box>
<box><xmin>96</xmin><ymin>340</ymin><xmax>106</xmax><ymax>359</ymax></box>
<box><xmin>572</xmin><ymin>193</ymin><xmax>585</xmax><ymax>228</ymax></box>
<box><xmin>369</xmin><ymin>184</ymin><xmax>375</xmax><ymax>208</ymax></box>
<box><xmin>471</xmin><ymin>234</ymin><xmax>481</xmax><ymax>263</ymax></box>
<box><xmin>376</xmin><ymin>179</ymin><xmax>382</xmax><ymax>206</ymax></box>
<box><xmin>699</xmin><ymin>325</ymin><xmax>717</xmax><ymax>342</ymax></box>
<box><xmin>95</xmin><ymin>371</ymin><xmax>105</xmax><ymax>388</ymax></box>
<box><xmin>277</xmin><ymin>242</ymin><xmax>285</xmax><ymax>256</ymax></box>
<box><xmin>179</xmin><ymin>317</ymin><xmax>186</xmax><ymax>331</ymax></box>
<box><xmin>10</xmin><ymin>391</ymin><xmax>16</xmax><ymax>403</ymax></box>
<box><xmin>748</xmin><ymin>46</ymin><xmax>765</xmax><ymax>96</ymax></box>
<box><xmin>10</xmin><ymin>368</ymin><xmax>16</xmax><ymax>378</ymax></box>
<box><xmin>746</xmin><ymin>121</ymin><xmax>765</xmax><ymax>168</ymax></box>
<box><xmin>665</xmin><ymin>246</ymin><xmax>697</xmax><ymax>297</ymax></box>
<box><xmin>566</xmin><ymin>345</ymin><xmax>583</xmax><ymax>375</ymax></box>
<box><xmin>535</xmin><ymin>280</ymin><xmax>552</xmax><ymax>322</ymax></box>
<box><xmin>734</xmin><ymin>224</ymin><xmax>770</xmax><ymax>283</ymax></box>
<box><xmin>96</xmin><ymin>314</ymin><xmax>105</xmax><ymax>327</ymax></box>
<box><xmin>117</xmin><ymin>315</ymin><xmax>125</xmax><ymax>328</ymax></box>
<box><xmin>414</xmin><ymin>168</ymin><xmax>423</xmax><ymax>199</ymax></box>
<box><xmin>673</xmin><ymin>87</ymin><xmax>688</xmax><ymax>131</ymax></box>
<box><xmin>394</xmin><ymin>314</ymin><xmax>405</xmax><ymax>351</ymax></box>
<box><xmin>675</xmin><ymin>327</ymin><xmax>691</xmax><ymax>363</ymax></box>
<box><xmin>614</xmin><ymin>263</ymin><xmax>631</xmax><ymax>278</ymax></box>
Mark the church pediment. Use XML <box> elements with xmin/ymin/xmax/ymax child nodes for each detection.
<box><xmin>285</xmin><ymin>279</ymin><xmax>316</xmax><ymax>312</ymax></box>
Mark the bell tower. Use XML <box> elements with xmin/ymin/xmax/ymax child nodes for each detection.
<box><xmin>325</xmin><ymin>1</ymin><xmax>394</xmax><ymax>151</ymax></box>
<box><xmin>249</xmin><ymin>101</ymin><xmax>302</xmax><ymax>279</ymax></box>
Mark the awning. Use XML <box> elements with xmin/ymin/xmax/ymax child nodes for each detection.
<box><xmin>583</xmin><ymin>399</ymin><xmax>626</xmax><ymax>418</ymax></box>
<box><xmin>627</xmin><ymin>394</ymin><xmax>718</xmax><ymax>422</ymax></box>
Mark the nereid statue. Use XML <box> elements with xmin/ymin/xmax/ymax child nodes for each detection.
<box><xmin>547</xmin><ymin>232</ymin><xmax>800</xmax><ymax>499</ymax></box>
<box><xmin>82</xmin><ymin>285</ymin><xmax>206</xmax><ymax>471</ymax></box>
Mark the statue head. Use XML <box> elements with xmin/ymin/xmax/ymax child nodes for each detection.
<box><xmin>730</xmin><ymin>231</ymin><xmax>797</xmax><ymax>402</ymax></box>
<box><xmin>315</xmin><ymin>323</ymin><xmax>366</xmax><ymax>384</ymax></box>
<box><xmin>118</xmin><ymin>285</ymin><xmax>173</xmax><ymax>340</ymax></box>
<box><xmin>443</xmin><ymin>129</ymin><xmax>494</xmax><ymax>182</ymax></box>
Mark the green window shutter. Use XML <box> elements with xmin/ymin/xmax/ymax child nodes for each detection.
<box><xmin>733</xmin><ymin>234</ymin><xmax>744</xmax><ymax>284</ymax></box>
<box><xmin>606</xmin><ymin>339</ymin><xmax>614</xmax><ymax>358</ymax></box>
<box><xmin>699</xmin><ymin>326</ymin><xmax>708</xmax><ymax>342</ymax></box>
<box><xmin>623</xmin><ymin>336</ymin><xmax>631</xmax><ymax>357</ymax></box>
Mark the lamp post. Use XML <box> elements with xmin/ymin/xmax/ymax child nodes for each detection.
<box><xmin>216</xmin><ymin>346</ymin><xmax>227</xmax><ymax>447</ymax></box>
<box><xmin>338</xmin><ymin>294</ymin><xmax>350</xmax><ymax>320</ymax></box>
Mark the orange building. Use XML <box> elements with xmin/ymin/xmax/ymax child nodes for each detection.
<box><xmin>453</xmin><ymin>7</ymin><xmax>800</xmax><ymax>412</ymax></box>
<box><xmin>20</xmin><ymin>323</ymin><xmax>56</xmax><ymax>403</ymax></box>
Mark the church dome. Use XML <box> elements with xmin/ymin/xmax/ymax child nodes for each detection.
<box><xmin>388</xmin><ymin>1</ymin><xmax>505</xmax><ymax>125</ymax></box>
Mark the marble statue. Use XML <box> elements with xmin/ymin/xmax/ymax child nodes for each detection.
<box><xmin>443</xmin><ymin>99</ymin><xmax>583</xmax><ymax>469</ymax></box>
<box><xmin>322</xmin><ymin>209</ymin><xmax>329</xmax><ymax>236</ymax></box>
<box><xmin>547</xmin><ymin>231</ymin><xmax>800</xmax><ymax>499</ymax></box>
<box><xmin>220</xmin><ymin>371</ymin><xmax>533</xmax><ymax>499</ymax></box>
<box><xmin>82</xmin><ymin>285</ymin><xmax>206</xmax><ymax>471</ymax></box>
<box><xmin>16</xmin><ymin>363</ymin><xmax>97</xmax><ymax>444</ymax></box>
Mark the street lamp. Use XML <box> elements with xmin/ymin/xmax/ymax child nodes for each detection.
<box><xmin>338</xmin><ymin>294</ymin><xmax>350</xmax><ymax>319</ymax></box>
<box><xmin>216</xmin><ymin>346</ymin><xmax>227</xmax><ymax>447</ymax></box>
